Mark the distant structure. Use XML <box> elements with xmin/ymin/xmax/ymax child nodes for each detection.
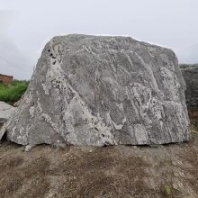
<box><xmin>0</xmin><ymin>74</ymin><xmax>13</xmax><ymax>85</ymax></box>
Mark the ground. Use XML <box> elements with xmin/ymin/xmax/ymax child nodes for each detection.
<box><xmin>0</xmin><ymin>122</ymin><xmax>198</xmax><ymax>198</ymax></box>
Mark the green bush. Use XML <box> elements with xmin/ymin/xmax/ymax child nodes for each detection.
<box><xmin>0</xmin><ymin>80</ymin><xmax>29</xmax><ymax>104</ymax></box>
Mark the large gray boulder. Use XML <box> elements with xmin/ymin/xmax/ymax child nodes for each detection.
<box><xmin>180</xmin><ymin>64</ymin><xmax>198</xmax><ymax>118</ymax></box>
<box><xmin>1</xmin><ymin>34</ymin><xmax>190</xmax><ymax>146</ymax></box>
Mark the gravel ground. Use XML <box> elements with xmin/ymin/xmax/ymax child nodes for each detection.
<box><xmin>0</xmin><ymin>122</ymin><xmax>197</xmax><ymax>198</ymax></box>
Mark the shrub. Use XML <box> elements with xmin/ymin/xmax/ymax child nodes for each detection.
<box><xmin>0</xmin><ymin>80</ymin><xmax>29</xmax><ymax>104</ymax></box>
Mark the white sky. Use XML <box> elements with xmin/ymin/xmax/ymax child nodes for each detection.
<box><xmin>0</xmin><ymin>0</ymin><xmax>198</xmax><ymax>79</ymax></box>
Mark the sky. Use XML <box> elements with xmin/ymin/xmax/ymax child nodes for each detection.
<box><xmin>0</xmin><ymin>0</ymin><xmax>198</xmax><ymax>80</ymax></box>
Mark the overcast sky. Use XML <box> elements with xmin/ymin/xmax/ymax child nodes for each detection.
<box><xmin>0</xmin><ymin>0</ymin><xmax>198</xmax><ymax>79</ymax></box>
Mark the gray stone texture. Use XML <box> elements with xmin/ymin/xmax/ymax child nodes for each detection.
<box><xmin>1</xmin><ymin>34</ymin><xmax>190</xmax><ymax>146</ymax></box>
<box><xmin>0</xmin><ymin>102</ymin><xmax>16</xmax><ymax>140</ymax></box>
<box><xmin>0</xmin><ymin>101</ymin><xmax>16</xmax><ymax>126</ymax></box>
<box><xmin>180</xmin><ymin>64</ymin><xmax>198</xmax><ymax>108</ymax></box>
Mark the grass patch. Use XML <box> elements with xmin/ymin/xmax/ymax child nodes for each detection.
<box><xmin>0</xmin><ymin>80</ymin><xmax>29</xmax><ymax>104</ymax></box>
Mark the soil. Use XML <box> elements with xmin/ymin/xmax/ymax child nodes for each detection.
<box><xmin>0</xmin><ymin>121</ymin><xmax>198</xmax><ymax>198</ymax></box>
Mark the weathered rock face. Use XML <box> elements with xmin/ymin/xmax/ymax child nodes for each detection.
<box><xmin>0</xmin><ymin>102</ymin><xmax>16</xmax><ymax>127</ymax></box>
<box><xmin>1</xmin><ymin>34</ymin><xmax>190</xmax><ymax>146</ymax></box>
<box><xmin>180</xmin><ymin>64</ymin><xmax>198</xmax><ymax>118</ymax></box>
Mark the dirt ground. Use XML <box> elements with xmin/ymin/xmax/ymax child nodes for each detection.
<box><xmin>0</xmin><ymin>121</ymin><xmax>198</xmax><ymax>198</ymax></box>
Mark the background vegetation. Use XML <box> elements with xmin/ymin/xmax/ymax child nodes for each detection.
<box><xmin>0</xmin><ymin>80</ymin><xmax>29</xmax><ymax>105</ymax></box>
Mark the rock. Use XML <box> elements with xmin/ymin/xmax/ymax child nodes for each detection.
<box><xmin>180</xmin><ymin>64</ymin><xmax>198</xmax><ymax>118</ymax></box>
<box><xmin>0</xmin><ymin>101</ymin><xmax>16</xmax><ymax>126</ymax></box>
<box><xmin>1</xmin><ymin>34</ymin><xmax>190</xmax><ymax>146</ymax></box>
<box><xmin>13</xmin><ymin>98</ymin><xmax>22</xmax><ymax>107</ymax></box>
<box><xmin>0</xmin><ymin>102</ymin><xmax>16</xmax><ymax>140</ymax></box>
<box><xmin>24</xmin><ymin>144</ymin><xmax>35</xmax><ymax>152</ymax></box>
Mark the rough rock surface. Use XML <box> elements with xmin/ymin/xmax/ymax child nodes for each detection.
<box><xmin>0</xmin><ymin>102</ymin><xmax>16</xmax><ymax>126</ymax></box>
<box><xmin>1</xmin><ymin>34</ymin><xmax>190</xmax><ymax>146</ymax></box>
<box><xmin>180</xmin><ymin>64</ymin><xmax>198</xmax><ymax>118</ymax></box>
<box><xmin>0</xmin><ymin>102</ymin><xmax>16</xmax><ymax>141</ymax></box>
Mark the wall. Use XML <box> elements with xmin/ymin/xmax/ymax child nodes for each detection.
<box><xmin>0</xmin><ymin>74</ymin><xmax>13</xmax><ymax>85</ymax></box>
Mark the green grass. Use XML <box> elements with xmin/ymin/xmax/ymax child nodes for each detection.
<box><xmin>0</xmin><ymin>80</ymin><xmax>29</xmax><ymax>104</ymax></box>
